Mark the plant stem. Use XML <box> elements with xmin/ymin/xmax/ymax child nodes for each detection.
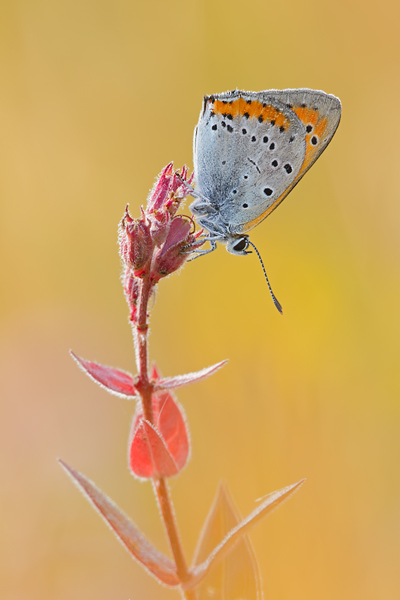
<box><xmin>135</xmin><ymin>274</ymin><xmax>194</xmax><ymax>596</ymax></box>
<box><xmin>153</xmin><ymin>477</ymin><xmax>192</xmax><ymax>586</ymax></box>
<box><xmin>135</xmin><ymin>273</ymin><xmax>154</xmax><ymax>423</ymax></box>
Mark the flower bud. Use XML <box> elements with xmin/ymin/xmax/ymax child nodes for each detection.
<box><xmin>149</xmin><ymin>209</ymin><xmax>171</xmax><ymax>247</ymax></box>
<box><xmin>146</xmin><ymin>163</ymin><xmax>174</xmax><ymax>212</ymax></box>
<box><xmin>152</xmin><ymin>216</ymin><xmax>192</xmax><ymax>280</ymax></box>
<box><xmin>119</xmin><ymin>207</ymin><xmax>153</xmax><ymax>276</ymax></box>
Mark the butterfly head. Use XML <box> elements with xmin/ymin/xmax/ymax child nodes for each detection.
<box><xmin>226</xmin><ymin>235</ymin><xmax>250</xmax><ymax>256</ymax></box>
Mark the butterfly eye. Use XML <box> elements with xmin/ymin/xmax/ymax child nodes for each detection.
<box><xmin>233</xmin><ymin>238</ymin><xmax>248</xmax><ymax>252</ymax></box>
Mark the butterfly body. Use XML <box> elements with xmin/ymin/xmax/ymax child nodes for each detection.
<box><xmin>191</xmin><ymin>88</ymin><xmax>341</xmax><ymax>255</ymax></box>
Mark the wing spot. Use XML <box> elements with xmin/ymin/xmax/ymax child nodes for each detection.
<box><xmin>227</xmin><ymin>124</ymin><xmax>233</xmax><ymax>133</ymax></box>
<box><xmin>222</xmin><ymin>160</ymin><xmax>226</xmax><ymax>165</ymax></box>
<box><xmin>269</xmin><ymin>142</ymin><xmax>275</xmax><ymax>150</ymax></box>
<box><xmin>289</xmin><ymin>135</ymin><xmax>295</xmax><ymax>143</ymax></box>
<box><xmin>221</xmin><ymin>121</ymin><xmax>226</xmax><ymax>127</ymax></box>
<box><xmin>279</xmin><ymin>126</ymin><xmax>285</xmax><ymax>133</ymax></box>
<box><xmin>243</xmin><ymin>112</ymin><xmax>250</xmax><ymax>119</ymax></box>
<box><xmin>258</xmin><ymin>115</ymin><xmax>264</xmax><ymax>123</ymax></box>
<box><xmin>311</xmin><ymin>135</ymin><xmax>319</xmax><ymax>145</ymax></box>
<box><xmin>243</xmin><ymin>175</ymin><xmax>248</xmax><ymax>179</ymax></box>
<box><xmin>263</xmin><ymin>136</ymin><xmax>269</xmax><ymax>143</ymax></box>
<box><xmin>271</xmin><ymin>160</ymin><xmax>278</xmax><ymax>167</ymax></box>
<box><xmin>227</xmin><ymin>114</ymin><xmax>233</xmax><ymax>120</ymax></box>
<box><xmin>284</xmin><ymin>163</ymin><xmax>293</xmax><ymax>174</ymax></box>
<box><xmin>232</xmin><ymin>189</ymin><xmax>237</xmax><ymax>194</ymax></box>
<box><xmin>242</xmin><ymin>203</ymin><xmax>248</xmax><ymax>208</ymax></box>
<box><xmin>270</xmin><ymin>120</ymin><xmax>275</xmax><ymax>126</ymax></box>
<box><xmin>264</xmin><ymin>187</ymin><xmax>273</xmax><ymax>196</ymax></box>
<box><xmin>212</xmin><ymin>124</ymin><xmax>217</xmax><ymax>131</ymax></box>
<box><xmin>242</xmin><ymin>128</ymin><xmax>247</xmax><ymax>134</ymax></box>
<box><xmin>251</xmin><ymin>135</ymin><xmax>257</xmax><ymax>142</ymax></box>
<box><xmin>306</xmin><ymin>124</ymin><xmax>313</xmax><ymax>133</ymax></box>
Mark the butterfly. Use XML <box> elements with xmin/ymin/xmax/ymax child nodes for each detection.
<box><xmin>189</xmin><ymin>88</ymin><xmax>341</xmax><ymax>311</ymax></box>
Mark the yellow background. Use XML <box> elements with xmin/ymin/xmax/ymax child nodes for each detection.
<box><xmin>1</xmin><ymin>0</ymin><xmax>399</xmax><ymax>598</ymax></box>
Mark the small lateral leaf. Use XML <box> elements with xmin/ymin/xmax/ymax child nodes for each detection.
<box><xmin>188</xmin><ymin>479</ymin><xmax>305</xmax><ymax>590</ymax></box>
<box><xmin>129</xmin><ymin>420</ymin><xmax>179</xmax><ymax>479</ymax></box>
<box><xmin>155</xmin><ymin>360</ymin><xmax>228</xmax><ymax>391</ymax></box>
<box><xmin>58</xmin><ymin>459</ymin><xmax>179</xmax><ymax>587</ymax></box>
<box><xmin>192</xmin><ymin>482</ymin><xmax>262</xmax><ymax>600</ymax></box>
<box><xmin>70</xmin><ymin>351</ymin><xmax>137</xmax><ymax>398</ymax></box>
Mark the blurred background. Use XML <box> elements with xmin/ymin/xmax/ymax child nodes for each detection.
<box><xmin>1</xmin><ymin>0</ymin><xmax>399</xmax><ymax>598</ymax></box>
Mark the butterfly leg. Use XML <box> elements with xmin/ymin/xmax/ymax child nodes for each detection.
<box><xmin>184</xmin><ymin>239</ymin><xmax>218</xmax><ymax>261</ymax></box>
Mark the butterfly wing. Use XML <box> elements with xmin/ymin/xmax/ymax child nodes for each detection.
<box><xmin>193</xmin><ymin>91</ymin><xmax>306</xmax><ymax>233</ymax></box>
<box><xmin>236</xmin><ymin>88</ymin><xmax>341</xmax><ymax>233</ymax></box>
<box><xmin>193</xmin><ymin>89</ymin><xmax>341</xmax><ymax>235</ymax></box>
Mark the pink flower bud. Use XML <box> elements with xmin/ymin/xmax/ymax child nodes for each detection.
<box><xmin>147</xmin><ymin>163</ymin><xmax>174</xmax><ymax>212</ymax></box>
<box><xmin>119</xmin><ymin>207</ymin><xmax>153</xmax><ymax>276</ymax></box>
<box><xmin>151</xmin><ymin>216</ymin><xmax>192</xmax><ymax>280</ymax></box>
<box><xmin>152</xmin><ymin>216</ymin><xmax>204</xmax><ymax>280</ymax></box>
<box><xmin>149</xmin><ymin>209</ymin><xmax>171</xmax><ymax>247</ymax></box>
<box><xmin>146</xmin><ymin>163</ymin><xmax>194</xmax><ymax>217</ymax></box>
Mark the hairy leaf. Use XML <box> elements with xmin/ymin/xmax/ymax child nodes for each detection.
<box><xmin>58</xmin><ymin>459</ymin><xmax>179</xmax><ymax>587</ymax></box>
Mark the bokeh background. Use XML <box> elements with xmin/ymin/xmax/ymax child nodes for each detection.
<box><xmin>1</xmin><ymin>0</ymin><xmax>400</xmax><ymax>598</ymax></box>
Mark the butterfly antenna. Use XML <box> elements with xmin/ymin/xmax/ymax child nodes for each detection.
<box><xmin>247</xmin><ymin>240</ymin><xmax>283</xmax><ymax>315</ymax></box>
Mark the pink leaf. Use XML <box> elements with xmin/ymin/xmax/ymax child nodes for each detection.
<box><xmin>129</xmin><ymin>391</ymin><xmax>190</xmax><ymax>479</ymax></box>
<box><xmin>155</xmin><ymin>360</ymin><xmax>228</xmax><ymax>391</ymax></box>
<box><xmin>155</xmin><ymin>391</ymin><xmax>189</xmax><ymax>470</ymax></box>
<box><xmin>129</xmin><ymin>420</ymin><xmax>179</xmax><ymax>478</ymax></box>
<box><xmin>58</xmin><ymin>459</ymin><xmax>179</xmax><ymax>587</ymax></box>
<box><xmin>192</xmin><ymin>482</ymin><xmax>262</xmax><ymax>599</ymax></box>
<box><xmin>71</xmin><ymin>351</ymin><xmax>137</xmax><ymax>398</ymax></box>
<box><xmin>186</xmin><ymin>479</ymin><xmax>305</xmax><ymax>590</ymax></box>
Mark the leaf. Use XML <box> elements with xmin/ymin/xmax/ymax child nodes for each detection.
<box><xmin>188</xmin><ymin>480</ymin><xmax>305</xmax><ymax>590</ymax></box>
<box><xmin>192</xmin><ymin>482</ymin><xmax>263</xmax><ymax>600</ymax></box>
<box><xmin>129</xmin><ymin>420</ymin><xmax>179</xmax><ymax>478</ymax></box>
<box><xmin>154</xmin><ymin>391</ymin><xmax>190</xmax><ymax>471</ymax></box>
<box><xmin>155</xmin><ymin>360</ymin><xmax>228</xmax><ymax>391</ymax></box>
<box><xmin>58</xmin><ymin>459</ymin><xmax>179</xmax><ymax>587</ymax></box>
<box><xmin>71</xmin><ymin>351</ymin><xmax>137</xmax><ymax>398</ymax></box>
